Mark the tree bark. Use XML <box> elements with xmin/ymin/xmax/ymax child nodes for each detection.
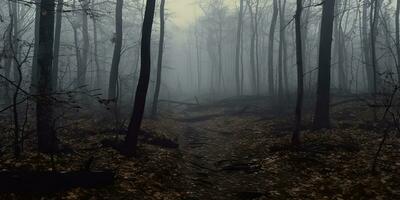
<box><xmin>30</xmin><ymin>0</ymin><xmax>41</xmax><ymax>94</ymax></box>
<box><xmin>52</xmin><ymin>0</ymin><xmax>63</xmax><ymax>91</ymax></box>
<box><xmin>36</xmin><ymin>0</ymin><xmax>57</xmax><ymax>153</ymax></box>
<box><xmin>108</xmin><ymin>0</ymin><xmax>124</xmax><ymax>99</ymax></box>
<box><xmin>396</xmin><ymin>0</ymin><xmax>400</xmax><ymax>84</ymax></box>
<box><xmin>293</xmin><ymin>0</ymin><xmax>303</xmax><ymax>146</ymax></box>
<box><xmin>334</xmin><ymin>0</ymin><xmax>347</xmax><ymax>92</ymax></box>
<box><xmin>195</xmin><ymin>23</ymin><xmax>202</xmax><ymax>92</ymax></box>
<box><xmin>362</xmin><ymin>0</ymin><xmax>373</xmax><ymax>93</ymax></box>
<box><xmin>268</xmin><ymin>0</ymin><xmax>278</xmax><ymax>96</ymax></box>
<box><xmin>313</xmin><ymin>0</ymin><xmax>336</xmax><ymax>129</ymax></box>
<box><xmin>78</xmin><ymin>0</ymin><xmax>90</xmax><ymax>89</ymax></box>
<box><xmin>122</xmin><ymin>0</ymin><xmax>156</xmax><ymax>156</ymax></box>
<box><xmin>235</xmin><ymin>0</ymin><xmax>244</xmax><ymax>96</ymax></box>
<box><xmin>247</xmin><ymin>0</ymin><xmax>257</xmax><ymax>95</ymax></box>
<box><xmin>151</xmin><ymin>0</ymin><xmax>165</xmax><ymax>117</ymax></box>
<box><xmin>2</xmin><ymin>24</ymin><xmax>12</xmax><ymax>106</ymax></box>
<box><xmin>278</xmin><ymin>0</ymin><xmax>287</xmax><ymax>101</ymax></box>
<box><xmin>92</xmin><ymin>0</ymin><xmax>101</xmax><ymax>89</ymax></box>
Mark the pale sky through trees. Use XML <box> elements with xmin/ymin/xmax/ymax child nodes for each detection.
<box><xmin>167</xmin><ymin>0</ymin><xmax>236</xmax><ymax>27</ymax></box>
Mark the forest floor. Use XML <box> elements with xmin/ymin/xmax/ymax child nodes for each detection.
<box><xmin>0</xmin><ymin>96</ymin><xmax>400</xmax><ymax>199</ymax></box>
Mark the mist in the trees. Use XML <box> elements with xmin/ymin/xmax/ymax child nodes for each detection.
<box><xmin>0</xmin><ymin>0</ymin><xmax>399</xmax><ymax>198</ymax></box>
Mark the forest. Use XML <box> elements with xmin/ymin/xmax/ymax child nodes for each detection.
<box><xmin>0</xmin><ymin>0</ymin><xmax>399</xmax><ymax>199</ymax></box>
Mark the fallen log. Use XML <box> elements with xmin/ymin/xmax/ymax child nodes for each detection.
<box><xmin>0</xmin><ymin>170</ymin><xmax>115</xmax><ymax>193</ymax></box>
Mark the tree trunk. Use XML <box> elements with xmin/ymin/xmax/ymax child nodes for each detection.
<box><xmin>293</xmin><ymin>0</ymin><xmax>303</xmax><ymax>146</ymax></box>
<box><xmin>108</xmin><ymin>0</ymin><xmax>124</xmax><ymax>99</ymax></box>
<box><xmin>396</xmin><ymin>0</ymin><xmax>400</xmax><ymax>84</ymax></box>
<box><xmin>2</xmin><ymin>23</ymin><xmax>12</xmax><ymax>106</ymax></box>
<box><xmin>278</xmin><ymin>0</ymin><xmax>287</xmax><ymax>101</ymax></box>
<box><xmin>334</xmin><ymin>0</ymin><xmax>347</xmax><ymax>92</ymax></box>
<box><xmin>370</xmin><ymin>0</ymin><xmax>380</xmax><ymax>96</ymax></box>
<box><xmin>194</xmin><ymin>23</ymin><xmax>202</xmax><ymax>93</ymax></box>
<box><xmin>30</xmin><ymin>0</ymin><xmax>41</xmax><ymax>94</ymax></box>
<box><xmin>52</xmin><ymin>0</ymin><xmax>63</xmax><ymax>91</ymax></box>
<box><xmin>217</xmin><ymin>23</ymin><xmax>223</xmax><ymax>92</ymax></box>
<box><xmin>268</xmin><ymin>0</ymin><xmax>278</xmax><ymax>96</ymax></box>
<box><xmin>254</xmin><ymin>0</ymin><xmax>260</xmax><ymax>95</ymax></box>
<box><xmin>313</xmin><ymin>0</ymin><xmax>336</xmax><ymax>129</ymax></box>
<box><xmin>235</xmin><ymin>0</ymin><xmax>244</xmax><ymax>96</ymax></box>
<box><xmin>36</xmin><ymin>0</ymin><xmax>57</xmax><ymax>153</ymax></box>
<box><xmin>92</xmin><ymin>0</ymin><xmax>101</xmax><ymax>89</ymax></box>
<box><xmin>302</xmin><ymin>0</ymin><xmax>312</xmax><ymax>93</ymax></box>
<box><xmin>78</xmin><ymin>0</ymin><xmax>90</xmax><ymax>89</ymax></box>
<box><xmin>122</xmin><ymin>0</ymin><xmax>156</xmax><ymax>156</ymax></box>
<box><xmin>151</xmin><ymin>0</ymin><xmax>165</xmax><ymax>117</ymax></box>
<box><xmin>247</xmin><ymin>1</ymin><xmax>257</xmax><ymax>95</ymax></box>
<box><xmin>11</xmin><ymin>0</ymin><xmax>19</xmax><ymax>83</ymax></box>
<box><xmin>370</xmin><ymin>0</ymin><xmax>381</xmax><ymax>121</ymax></box>
<box><xmin>362</xmin><ymin>0</ymin><xmax>373</xmax><ymax>93</ymax></box>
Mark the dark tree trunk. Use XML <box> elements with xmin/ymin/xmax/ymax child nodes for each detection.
<box><xmin>195</xmin><ymin>23</ymin><xmax>202</xmax><ymax>92</ymax></box>
<box><xmin>217</xmin><ymin>23</ymin><xmax>223</xmax><ymax>92</ymax></box>
<box><xmin>36</xmin><ymin>0</ymin><xmax>57</xmax><ymax>153</ymax></box>
<box><xmin>151</xmin><ymin>0</ymin><xmax>165</xmax><ymax>117</ymax></box>
<box><xmin>293</xmin><ymin>0</ymin><xmax>303</xmax><ymax>146</ymax></box>
<box><xmin>52</xmin><ymin>0</ymin><xmax>63</xmax><ymax>91</ymax></box>
<box><xmin>2</xmin><ymin>24</ymin><xmax>12</xmax><ymax>106</ymax></box>
<box><xmin>122</xmin><ymin>0</ymin><xmax>156</xmax><ymax>156</ymax></box>
<box><xmin>30</xmin><ymin>0</ymin><xmax>41</xmax><ymax>94</ymax></box>
<box><xmin>370</xmin><ymin>0</ymin><xmax>381</xmax><ymax>121</ymax></box>
<box><xmin>11</xmin><ymin>0</ymin><xmax>19</xmax><ymax>83</ymax></box>
<box><xmin>268</xmin><ymin>0</ymin><xmax>278</xmax><ymax>96</ymax></box>
<box><xmin>370</xmin><ymin>0</ymin><xmax>381</xmax><ymax>95</ymax></box>
<box><xmin>313</xmin><ymin>0</ymin><xmax>336</xmax><ymax>129</ymax></box>
<box><xmin>78</xmin><ymin>0</ymin><xmax>90</xmax><ymax>89</ymax></box>
<box><xmin>278</xmin><ymin>0</ymin><xmax>287</xmax><ymax>101</ymax></box>
<box><xmin>334</xmin><ymin>0</ymin><xmax>347</xmax><ymax>92</ymax></box>
<box><xmin>108</xmin><ymin>0</ymin><xmax>124</xmax><ymax>99</ymax></box>
<box><xmin>235</xmin><ymin>0</ymin><xmax>244</xmax><ymax>96</ymax></box>
<box><xmin>396</xmin><ymin>0</ymin><xmax>400</xmax><ymax>84</ymax></box>
<box><xmin>247</xmin><ymin>1</ymin><xmax>257</xmax><ymax>95</ymax></box>
<box><xmin>92</xmin><ymin>0</ymin><xmax>101</xmax><ymax>89</ymax></box>
<box><xmin>362</xmin><ymin>0</ymin><xmax>373</xmax><ymax>93</ymax></box>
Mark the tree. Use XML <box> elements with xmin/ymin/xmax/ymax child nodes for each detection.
<box><xmin>235</xmin><ymin>0</ymin><xmax>244</xmax><ymax>96</ymax></box>
<box><xmin>313</xmin><ymin>0</ymin><xmax>336</xmax><ymax>129</ymax></box>
<box><xmin>108</xmin><ymin>0</ymin><xmax>124</xmax><ymax>100</ymax></box>
<box><xmin>333</xmin><ymin>0</ymin><xmax>347</xmax><ymax>92</ymax></box>
<box><xmin>369</xmin><ymin>0</ymin><xmax>382</xmax><ymax>121</ymax></box>
<box><xmin>361</xmin><ymin>0</ymin><xmax>374</xmax><ymax>93</ymax></box>
<box><xmin>92</xmin><ymin>0</ymin><xmax>102</xmax><ymax>89</ymax></box>
<box><xmin>278</xmin><ymin>0</ymin><xmax>287</xmax><ymax>101</ymax></box>
<box><xmin>36</xmin><ymin>0</ymin><xmax>57</xmax><ymax>153</ymax></box>
<box><xmin>247</xmin><ymin>0</ymin><xmax>257</xmax><ymax>94</ymax></box>
<box><xmin>78</xmin><ymin>0</ymin><xmax>90</xmax><ymax>89</ymax></box>
<box><xmin>194</xmin><ymin>21</ymin><xmax>202</xmax><ymax>92</ymax></box>
<box><xmin>268</xmin><ymin>0</ymin><xmax>278</xmax><ymax>96</ymax></box>
<box><xmin>370</xmin><ymin>0</ymin><xmax>381</xmax><ymax>97</ymax></box>
<box><xmin>151</xmin><ymin>0</ymin><xmax>166</xmax><ymax>117</ymax></box>
<box><xmin>122</xmin><ymin>0</ymin><xmax>156</xmax><ymax>156</ymax></box>
<box><xmin>30</xmin><ymin>0</ymin><xmax>41</xmax><ymax>94</ymax></box>
<box><xmin>2</xmin><ymin>24</ymin><xmax>12</xmax><ymax>106</ymax></box>
<box><xmin>10</xmin><ymin>0</ymin><xmax>20</xmax><ymax>83</ymax></box>
<box><xmin>396</xmin><ymin>0</ymin><xmax>400</xmax><ymax>84</ymax></box>
<box><xmin>52</xmin><ymin>0</ymin><xmax>64</xmax><ymax>91</ymax></box>
<box><xmin>293</xmin><ymin>0</ymin><xmax>303</xmax><ymax>146</ymax></box>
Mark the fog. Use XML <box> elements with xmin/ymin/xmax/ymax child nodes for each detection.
<box><xmin>0</xmin><ymin>0</ymin><xmax>400</xmax><ymax>199</ymax></box>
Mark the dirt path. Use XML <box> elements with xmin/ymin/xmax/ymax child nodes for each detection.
<box><xmin>178</xmin><ymin>109</ymin><xmax>271</xmax><ymax>200</ymax></box>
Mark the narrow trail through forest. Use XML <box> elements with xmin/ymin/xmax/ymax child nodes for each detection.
<box><xmin>178</xmin><ymin>107</ymin><xmax>271</xmax><ymax>200</ymax></box>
